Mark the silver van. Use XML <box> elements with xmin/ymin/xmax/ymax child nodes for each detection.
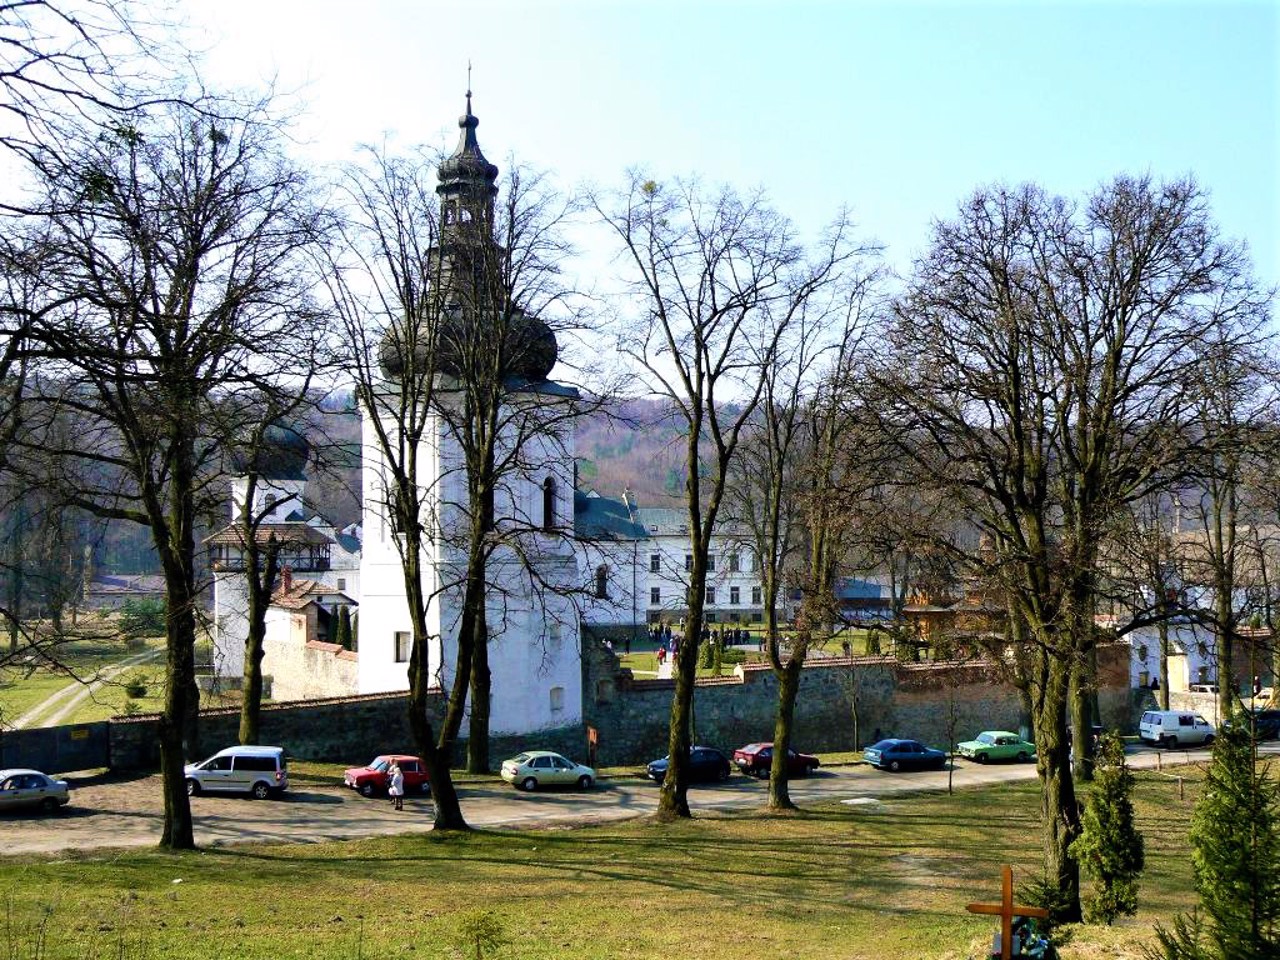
<box><xmin>184</xmin><ymin>745</ymin><xmax>288</xmax><ymax>799</ymax></box>
<box><xmin>1139</xmin><ymin>711</ymin><xmax>1216</xmax><ymax>748</ymax></box>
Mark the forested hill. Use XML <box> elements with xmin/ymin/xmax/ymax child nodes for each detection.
<box><xmin>574</xmin><ymin>399</ymin><xmax>690</xmax><ymax>508</ymax></box>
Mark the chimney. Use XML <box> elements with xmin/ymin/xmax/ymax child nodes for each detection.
<box><xmin>281</xmin><ymin>567</ymin><xmax>293</xmax><ymax>594</ymax></box>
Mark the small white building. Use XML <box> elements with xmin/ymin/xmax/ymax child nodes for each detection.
<box><xmin>207</xmin><ymin>428</ymin><xmax>360</xmax><ymax>684</ymax></box>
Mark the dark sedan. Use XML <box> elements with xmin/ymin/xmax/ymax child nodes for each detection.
<box><xmin>732</xmin><ymin>742</ymin><xmax>820</xmax><ymax>778</ymax></box>
<box><xmin>863</xmin><ymin>738</ymin><xmax>947</xmax><ymax>772</ymax></box>
<box><xmin>646</xmin><ymin>746</ymin><xmax>732</xmax><ymax>783</ymax></box>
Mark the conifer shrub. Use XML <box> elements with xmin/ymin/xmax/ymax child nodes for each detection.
<box><xmin>1069</xmin><ymin>732</ymin><xmax>1144</xmax><ymax>924</ymax></box>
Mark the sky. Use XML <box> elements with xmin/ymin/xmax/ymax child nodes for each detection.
<box><xmin>184</xmin><ymin>0</ymin><xmax>1279</xmax><ymax>293</ymax></box>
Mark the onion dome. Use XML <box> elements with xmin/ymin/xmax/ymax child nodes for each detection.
<box><xmin>378</xmin><ymin>306</ymin><xmax>558</xmax><ymax>382</ymax></box>
<box><xmin>233</xmin><ymin>421</ymin><xmax>310</xmax><ymax>480</ymax></box>
<box><xmin>437</xmin><ymin>91</ymin><xmax>498</xmax><ymax>198</ymax></box>
<box><xmin>377</xmin><ymin>92</ymin><xmax>557</xmax><ymax>383</ymax></box>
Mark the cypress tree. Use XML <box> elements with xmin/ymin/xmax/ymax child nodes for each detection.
<box><xmin>335</xmin><ymin>606</ymin><xmax>353</xmax><ymax>651</ymax></box>
<box><xmin>1070</xmin><ymin>732</ymin><xmax>1145</xmax><ymax>923</ymax></box>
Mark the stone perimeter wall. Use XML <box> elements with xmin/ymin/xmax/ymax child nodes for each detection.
<box><xmin>581</xmin><ymin>640</ymin><xmax>1133</xmax><ymax>765</ymax></box>
<box><xmin>106</xmin><ymin>642</ymin><xmax>1133</xmax><ymax>771</ymax></box>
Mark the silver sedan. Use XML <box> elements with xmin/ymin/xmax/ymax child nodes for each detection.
<box><xmin>0</xmin><ymin>769</ymin><xmax>70</xmax><ymax>813</ymax></box>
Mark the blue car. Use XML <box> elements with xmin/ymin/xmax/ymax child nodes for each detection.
<box><xmin>863</xmin><ymin>739</ymin><xmax>947</xmax><ymax>772</ymax></box>
<box><xmin>646</xmin><ymin>746</ymin><xmax>731</xmax><ymax>783</ymax></box>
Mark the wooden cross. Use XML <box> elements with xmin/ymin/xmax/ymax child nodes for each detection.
<box><xmin>965</xmin><ymin>864</ymin><xmax>1050</xmax><ymax>960</ymax></box>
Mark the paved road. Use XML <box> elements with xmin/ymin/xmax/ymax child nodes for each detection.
<box><xmin>0</xmin><ymin>742</ymin><xmax>1240</xmax><ymax>857</ymax></box>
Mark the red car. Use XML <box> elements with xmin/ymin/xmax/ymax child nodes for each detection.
<box><xmin>343</xmin><ymin>754</ymin><xmax>430</xmax><ymax>797</ymax></box>
<box><xmin>732</xmin><ymin>742</ymin><xmax>821</xmax><ymax>778</ymax></box>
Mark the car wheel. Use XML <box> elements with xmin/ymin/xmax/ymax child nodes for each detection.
<box><xmin>1158</xmin><ymin>735</ymin><xmax>1170</xmax><ymax>748</ymax></box>
<box><xmin>888</xmin><ymin>759</ymin><xmax>901</xmax><ymax>772</ymax></box>
<box><xmin>975</xmin><ymin>753</ymin><xmax>988</xmax><ymax>764</ymax></box>
<box><xmin>251</xmin><ymin>782</ymin><xmax>271</xmax><ymax>801</ymax></box>
<box><xmin>1203</xmin><ymin>735</ymin><xmax>1215</xmax><ymax>746</ymax></box>
<box><xmin>717</xmin><ymin>765</ymin><xmax>730</xmax><ymax>782</ymax></box>
<box><xmin>1016</xmin><ymin>751</ymin><xmax>1029</xmax><ymax>762</ymax></box>
<box><xmin>40</xmin><ymin>797</ymin><xmax>60</xmax><ymax>813</ymax></box>
<box><xmin>186</xmin><ymin>778</ymin><xmax>200</xmax><ymax>796</ymax></box>
<box><xmin>358</xmin><ymin>782</ymin><xmax>376</xmax><ymax>798</ymax></box>
<box><xmin>520</xmin><ymin>777</ymin><xmax>538</xmax><ymax>792</ymax></box>
<box><xmin>577</xmin><ymin>775</ymin><xmax>593</xmax><ymax>790</ymax></box>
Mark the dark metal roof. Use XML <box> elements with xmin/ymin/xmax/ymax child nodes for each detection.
<box><xmin>574</xmin><ymin>491</ymin><xmax>648</xmax><ymax>541</ymax></box>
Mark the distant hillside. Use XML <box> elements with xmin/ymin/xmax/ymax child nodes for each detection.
<box><xmin>575</xmin><ymin>399</ymin><xmax>689</xmax><ymax>508</ymax></box>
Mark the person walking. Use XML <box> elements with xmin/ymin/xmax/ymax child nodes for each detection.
<box><xmin>388</xmin><ymin>761</ymin><xmax>404</xmax><ymax>811</ymax></box>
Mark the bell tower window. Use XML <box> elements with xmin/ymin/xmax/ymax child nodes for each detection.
<box><xmin>542</xmin><ymin>477</ymin><xmax>556</xmax><ymax>531</ymax></box>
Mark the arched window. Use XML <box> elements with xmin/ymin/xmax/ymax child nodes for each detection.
<box><xmin>542</xmin><ymin>477</ymin><xmax>556</xmax><ymax>531</ymax></box>
<box><xmin>595</xmin><ymin>565</ymin><xmax>608</xmax><ymax>599</ymax></box>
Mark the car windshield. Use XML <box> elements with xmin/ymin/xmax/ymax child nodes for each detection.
<box><xmin>977</xmin><ymin>733</ymin><xmax>995</xmax><ymax>745</ymax></box>
<box><xmin>511</xmin><ymin>753</ymin><xmax>531</xmax><ymax>763</ymax></box>
<box><xmin>370</xmin><ymin>758</ymin><xmax>390</xmax><ymax>772</ymax></box>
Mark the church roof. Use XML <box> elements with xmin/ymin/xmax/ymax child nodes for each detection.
<box><xmin>574</xmin><ymin>491</ymin><xmax>648</xmax><ymax>541</ymax></box>
<box><xmin>437</xmin><ymin>90</ymin><xmax>498</xmax><ymax>194</ymax></box>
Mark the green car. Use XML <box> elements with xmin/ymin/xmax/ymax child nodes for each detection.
<box><xmin>957</xmin><ymin>730</ymin><xmax>1036</xmax><ymax>763</ymax></box>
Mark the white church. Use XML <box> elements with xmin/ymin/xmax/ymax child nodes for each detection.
<box><xmin>210</xmin><ymin>96</ymin><xmax>644</xmax><ymax>739</ymax></box>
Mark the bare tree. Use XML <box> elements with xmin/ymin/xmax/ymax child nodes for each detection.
<box><xmin>726</xmin><ymin>229</ymin><xmax>883</xmax><ymax>809</ymax></box>
<box><xmin>325</xmin><ymin>139</ymin><xmax>468</xmax><ymax>829</ymax></box>
<box><xmin>876</xmin><ymin>175</ymin><xmax>1269</xmax><ymax>920</ymax></box>
<box><xmin>595</xmin><ymin>174</ymin><xmax>853</xmax><ymax>818</ymax></box>
<box><xmin>0</xmin><ymin>0</ymin><xmax>166</xmax><ymax>165</ymax></box>
<box><xmin>1178</xmin><ymin>331</ymin><xmax>1279</xmax><ymax>717</ymax></box>
<box><xmin>1102</xmin><ymin>492</ymin><xmax>1186</xmax><ymax>710</ymax></box>
<box><xmin>14</xmin><ymin>95</ymin><xmax>323</xmax><ymax>849</ymax></box>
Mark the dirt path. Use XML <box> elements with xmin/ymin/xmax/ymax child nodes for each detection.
<box><xmin>12</xmin><ymin>648</ymin><xmax>163</xmax><ymax>729</ymax></box>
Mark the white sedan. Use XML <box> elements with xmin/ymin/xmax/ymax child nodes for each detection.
<box><xmin>500</xmin><ymin>751</ymin><xmax>595</xmax><ymax>791</ymax></box>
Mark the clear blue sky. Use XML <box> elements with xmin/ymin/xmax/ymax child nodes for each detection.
<box><xmin>187</xmin><ymin>0</ymin><xmax>1278</xmax><ymax>291</ymax></box>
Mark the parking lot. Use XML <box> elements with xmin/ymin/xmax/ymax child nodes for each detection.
<box><xmin>0</xmin><ymin>742</ymin><xmax>1227</xmax><ymax>857</ymax></box>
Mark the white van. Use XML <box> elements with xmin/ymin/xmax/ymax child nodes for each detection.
<box><xmin>1139</xmin><ymin>711</ymin><xmax>1216</xmax><ymax>748</ymax></box>
<box><xmin>184</xmin><ymin>745</ymin><xmax>288</xmax><ymax>799</ymax></box>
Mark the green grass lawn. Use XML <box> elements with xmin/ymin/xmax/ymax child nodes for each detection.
<box><xmin>2</xmin><ymin>767</ymin><xmax>1205</xmax><ymax>959</ymax></box>
<box><xmin>0</xmin><ymin>633</ymin><xmax>168</xmax><ymax>724</ymax></box>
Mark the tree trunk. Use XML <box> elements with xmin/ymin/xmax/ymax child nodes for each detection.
<box><xmin>239</xmin><ymin>542</ymin><xmax>280</xmax><ymax>746</ymax></box>
<box><xmin>659</xmin><ymin>593</ymin><xmax>704</xmax><ymax>819</ymax></box>
<box><xmin>158</xmin><ymin>577</ymin><xmax>197</xmax><ymax>850</ymax></box>
<box><xmin>768</xmin><ymin>655</ymin><xmax>803</xmax><ymax>810</ymax></box>
<box><xmin>1217</xmin><ymin>583</ymin><xmax>1237</xmax><ymax>721</ymax></box>
<box><xmin>1157</xmin><ymin>620</ymin><xmax>1171</xmax><ymax>710</ymax></box>
<box><xmin>1031</xmin><ymin>653</ymin><xmax>1083</xmax><ymax>922</ymax></box>
<box><xmin>466</xmin><ymin>603</ymin><xmax>490</xmax><ymax>773</ymax></box>
<box><xmin>1069</xmin><ymin>648</ymin><xmax>1096</xmax><ymax>783</ymax></box>
<box><xmin>466</xmin><ymin>477</ymin><xmax>496</xmax><ymax>774</ymax></box>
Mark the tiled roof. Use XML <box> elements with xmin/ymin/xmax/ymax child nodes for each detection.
<box><xmin>270</xmin><ymin>578</ymin><xmax>355</xmax><ymax>610</ymax></box>
<box><xmin>204</xmin><ymin>523</ymin><xmax>333</xmax><ymax>547</ymax></box>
